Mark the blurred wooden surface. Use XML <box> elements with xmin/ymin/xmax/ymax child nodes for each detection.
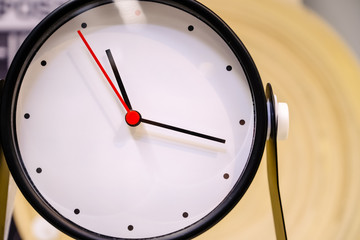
<box><xmin>14</xmin><ymin>0</ymin><xmax>360</xmax><ymax>239</ymax></box>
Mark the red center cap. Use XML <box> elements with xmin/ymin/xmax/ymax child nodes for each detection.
<box><xmin>125</xmin><ymin>110</ymin><xmax>141</xmax><ymax>127</ymax></box>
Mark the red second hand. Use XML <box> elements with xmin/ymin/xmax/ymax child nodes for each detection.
<box><xmin>77</xmin><ymin>30</ymin><xmax>130</xmax><ymax>113</ymax></box>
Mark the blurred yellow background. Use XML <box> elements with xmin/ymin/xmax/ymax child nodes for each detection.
<box><xmin>5</xmin><ymin>0</ymin><xmax>360</xmax><ymax>239</ymax></box>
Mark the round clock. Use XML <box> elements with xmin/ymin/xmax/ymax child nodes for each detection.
<box><xmin>0</xmin><ymin>0</ymin><xmax>268</xmax><ymax>239</ymax></box>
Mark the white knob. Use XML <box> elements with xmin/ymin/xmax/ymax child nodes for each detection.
<box><xmin>277</xmin><ymin>102</ymin><xmax>289</xmax><ymax>140</ymax></box>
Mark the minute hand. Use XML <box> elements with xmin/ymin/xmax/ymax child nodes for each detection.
<box><xmin>141</xmin><ymin>118</ymin><xmax>226</xmax><ymax>144</ymax></box>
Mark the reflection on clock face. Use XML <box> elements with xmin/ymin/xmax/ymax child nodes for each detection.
<box><xmin>9</xmin><ymin>0</ymin><xmax>264</xmax><ymax>239</ymax></box>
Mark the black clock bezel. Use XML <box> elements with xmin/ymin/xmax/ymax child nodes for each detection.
<box><xmin>0</xmin><ymin>0</ymin><xmax>267</xmax><ymax>239</ymax></box>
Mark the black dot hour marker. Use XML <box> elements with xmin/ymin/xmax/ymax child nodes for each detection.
<box><xmin>223</xmin><ymin>173</ymin><xmax>230</xmax><ymax>179</ymax></box>
<box><xmin>74</xmin><ymin>209</ymin><xmax>80</xmax><ymax>215</ymax></box>
<box><xmin>128</xmin><ymin>225</ymin><xmax>134</xmax><ymax>231</ymax></box>
<box><xmin>226</xmin><ymin>65</ymin><xmax>232</xmax><ymax>71</ymax></box>
<box><xmin>36</xmin><ymin>168</ymin><xmax>42</xmax><ymax>174</ymax></box>
<box><xmin>81</xmin><ymin>23</ymin><xmax>87</xmax><ymax>29</ymax></box>
<box><xmin>188</xmin><ymin>25</ymin><xmax>194</xmax><ymax>31</ymax></box>
<box><xmin>239</xmin><ymin>119</ymin><xmax>245</xmax><ymax>125</ymax></box>
<box><xmin>182</xmin><ymin>212</ymin><xmax>189</xmax><ymax>218</ymax></box>
<box><xmin>41</xmin><ymin>60</ymin><xmax>47</xmax><ymax>66</ymax></box>
<box><xmin>24</xmin><ymin>113</ymin><xmax>30</xmax><ymax>119</ymax></box>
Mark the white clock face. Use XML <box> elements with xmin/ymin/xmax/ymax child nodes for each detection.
<box><xmin>3</xmin><ymin>0</ymin><xmax>266</xmax><ymax>239</ymax></box>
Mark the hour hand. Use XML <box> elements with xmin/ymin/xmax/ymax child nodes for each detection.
<box><xmin>106</xmin><ymin>49</ymin><xmax>132</xmax><ymax>110</ymax></box>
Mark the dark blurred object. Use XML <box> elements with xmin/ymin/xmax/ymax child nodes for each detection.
<box><xmin>8</xmin><ymin>217</ymin><xmax>21</xmax><ymax>240</ymax></box>
<box><xmin>5</xmin><ymin>0</ymin><xmax>64</xmax><ymax>19</ymax></box>
<box><xmin>0</xmin><ymin>1</ymin><xmax>9</xmax><ymax>17</ymax></box>
<box><xmin>0</xmin><ymin>0</ymin><xmax>65</xmax><ymax>18</ymax></box>
<box><xmin>0</xmin><ymin>0</ymin><xmax>66</xmax><ymax>79</ymax></box>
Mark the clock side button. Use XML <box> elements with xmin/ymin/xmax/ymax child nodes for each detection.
<box><xmin>277</xmin><ymin>102</ymin><xmax>289</xmax><ymax>140</ymax></box>
<box><xmin>266</xmin><ymin>94</ymin><xmax>289</xmax><ymax>141</ymax></box>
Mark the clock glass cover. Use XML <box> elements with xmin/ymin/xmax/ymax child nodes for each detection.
<box><xmin>1</xmin><ymin>0</ymin><xmax>267</xmax><ymax>239</ymax></box>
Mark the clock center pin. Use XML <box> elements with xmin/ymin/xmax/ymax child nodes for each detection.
<box><xmin>125</xmin><ymin>110</ymin><xmax>142</xmax><ymax>127</ymax></box>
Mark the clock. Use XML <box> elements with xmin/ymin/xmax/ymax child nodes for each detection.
<box><xmin>0</xmin><ymin>0</ymin><xmax>270</xmax><ymax>239</ymax></box>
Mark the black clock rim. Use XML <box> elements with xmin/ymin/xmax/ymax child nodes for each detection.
<box><xmin>0</xmin><ymin>0</ymin><xmax>267</xmax><ymax>239</ymax></box>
